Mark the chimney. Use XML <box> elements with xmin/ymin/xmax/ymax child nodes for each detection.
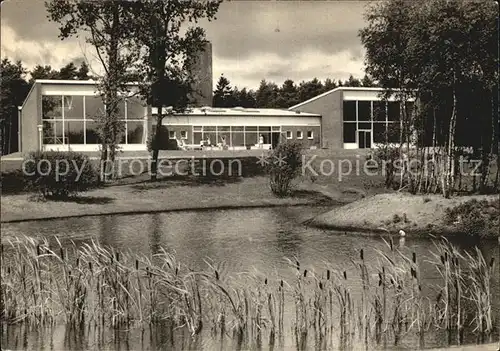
<box><xmin>189</xmin><ymin>41</ymin><xmax>213</xmax><ymax>107</ymax></box>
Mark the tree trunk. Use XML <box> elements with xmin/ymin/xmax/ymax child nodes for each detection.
<box><xmin>150</xmin><ymin>112</ymin><xmax>163</xmax><ymax>181</ymax></box>
<box><xmin>443</xmin><ymin>78</ymin><xmax>458</xmax><ymax>198</ymax></box>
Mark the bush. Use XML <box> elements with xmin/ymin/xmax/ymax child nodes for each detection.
<box><xmin>265</xmin><ymin>140</ymin><xmax>303</xmax><ymax>197</ymax></box>
<box><xmin>373</xmin><ymin>144</ymin><xmax>400</xmax><ymax>189</ymax></box>
<box><xmin>147</xmin><ymin>126</ymin><xmax>179</xmax><ymax>152</ymax></box>
<box><xmin>445</xmin><ymin>199</ymin><xmax>499</xmax><ymax>238</ymax></box>
<box><xmin>0</xmin><ymin>169</ymin><xmax>26</xmax><ymax>195</ymax></box>
<box><xmin>23</xmin><ymin>151</ymin><xmax>98</xmax><ymax>199</ymax></box>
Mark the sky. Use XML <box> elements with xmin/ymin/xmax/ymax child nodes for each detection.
<box><xmin>0</xmin><ymin>0</ymin><xmax>369</xmax><ymax>90</ymax></box>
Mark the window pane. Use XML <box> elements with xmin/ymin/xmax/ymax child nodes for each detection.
<box><xmin>343</xmin><ymin>101</ymin><xmax>356</xmax><ymax>121</ymax></box>
<box><xmin>113</xmin><ymin>98</ymin><xmax>126</xmax><ymax>119</ymax></box>
<box><xmin>403</xmin><ymin>101</ymin><xmax>414</xmax><ymax>118</ymax></box>
<box><xmin>259</xmin><ymin>126</ymin><xmax>271</xmax><ymax>132</ymax></box>
<box><xmin>271</xmin><ymin>126</ymin><xmax>280</xmax><ymax>132</ymax></box>
<box><xmin>358</xmin><ymin>101</ymin><xmax>371</xmax><ymax>121</ymax></box>
<box><xmin>193</xmin><ymin>126</ymin><xmax>202</xmax><ymax>132</ymax></box>
<box><xmin>296</xmin><ymin>131</ymin><xmax>303</xmax><ymax>138</ymax></box>
<box><xmin>66</xmin><ymin>121</ymin><xmax>85</xmax><ymax>144</ymax></box>
<box><xmin>307</xmin><ymin>131</ymin><xmax>313</xmax><ymax>138</ymax></box>
<box><xmin>373</xmin><ymin>101</ymin><xmax>386</xmax><ymax>122</ymax></box>
<box><xmin>260</xmin><ymin>132</ymin><xmax>271</xmax><ymax>144</ymax></box>
<box><xmin>217</xmin><ymin>126</ymin><xmax>230</xmax><ymax>132</ymax></box>
<box><xmin>343</xmin><ymin>123</ymin><xmax>356</xmax><ymax>143</ymax></box>
<box><xmin>63</xmin><ymin>96</ymin><xmax>84</xmax><ymax>119</ymax></box>
<box><xmin>245</xmin><ymin>131</ymin><xmax>257</xmax><ymax>145</ymax></box>
<box><xmin>373</xmin><ymin>123</ymin><xmax>387</xmax><ymax>143</ymax></box>
<box><xmin>126</xmin><ymin>97</ymin><xmax>146</xmax><ymax>120</ymax></box>
<box><xmin>204</xmin><ymin>126</ymin><xmax>216</xmax><ymax>132</ymax></box>
<box><xmin>387</xmin><ymin>122</ymin><xmax>401</xmax><ymax>142</ymax></box>
<box><xmin>127</xmin><ymin>121</ymin><xmax>144</xmax><ymax>144</ymax></box>
<box><xmin>358</xmin><ymin>122</ymin><xmax>371</xmax><ymax>130</ymax></box>
<box><xmin>245</xmin><ymin>126</ymin><xmax>257</xmax><ymax>132</ymax></box>
<box><xmin>286</xmin><ymin>131</ymin><xmax>292</xmax><ymax>139</ymax></box>
<box><xmin>232</xmin><ymin>132</ymin><xmax>244</xmax><ymax>146</ymax></box>
<box><xmin>193</xmin><ymin>132</ymin><xmax>203</xmax><ymax>145</ymax></box>
<box><xmin>231</xmin><ymin>126</ymin><xmax>244</xmax><ymax>132</ymax></box>
<box><xmin>43</xmin><ymin>120</ymin><xmax>64</xmax><ymax>144</ymax></box>
<box><xmin>388</xmin><ymin>102</ymin><xmax>400</xmax><ymax>121</ymax></box>
<box><xmin>85</xmin><ymin>96</ymin><xmax>106</xmax><ymax>122</ymax></box>
<box><xmin>168</xmin><ymin>130</ymin><xmax>176</xmax><ymax>139</ymax></box>
<box><xmin>85</xmin><ymin>122</ymin><xmax>101</xmax><ymax>144</ymax></box>
<box><xmin>180</xmin><ymin>130</ymin><xmax>188</xmax><ymax>139</ymax></box>
<box><xmin>42</xmin><ymin>96</ymin><xmax>62</xmax><ymax>119</ymax></box>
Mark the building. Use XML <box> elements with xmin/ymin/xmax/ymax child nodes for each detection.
<box><xmin>18</xmin><ymin>79</ymin><xmax>321</xmax><ymax>152</ymax></box>
<box><xmin>289</xmin><ymin>87</ymin><xmax>415</xmax><ymax>149</ymax></box>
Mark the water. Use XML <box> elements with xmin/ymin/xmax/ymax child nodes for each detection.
<box><xmin>1</xmin><ymin>206</ymin><xmax>499</xmax><ymax>350</ymax></box>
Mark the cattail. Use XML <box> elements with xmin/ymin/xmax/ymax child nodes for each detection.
<box><xmin>76</xmin><ymin>257</ymin><xmax>80</xmax><ymax>267</ymax></box>
<box><xmin>440</xmin><ymin>255</ymin><xmax>445</xmax><ymax>265</ymax></box>
<box><xmin>36</xmin><ymin>244</ymin><xmax>41</xmax><ymax>256</ymax></box>
<box><xmin>444</xmin><ymin>252</ymin><xmax>448</xmax><ymax>262</ymax></box>
<box><xmin>326</xmin><ymin>270</ymin><xmax>331</xmax><ymax>280</ymax></box>
<box><xmin>303</xmin><ymin>269</ymin><xmax>307</xmax><ymax>278</ymax></box>
<box><xmin>411</xmin><ymin>268</ymin><xmax>417</xmax><ymax>279</ymax></box>
<box><xmin>296</xmin><ymin>260</ymin><xmax>300</xmax><ymax>271</ymax></box>
<box><xmin>319</xmin><ymin>281</ymin><xmax>323</xmax><ymax>290</ymax></box>
<box><xmin>215</xmin><ymin>270</ymin><xmax>219</xmax><ymax>281</ymax></box>
<box><xmin>436</xmin><ymin>292</ymin><xmax>442</xmax><ymax>302</ymax></box>
<box><xmin>412</xmin><ymin>252</ymin><xmax>416</xmax><ymax>264</ymax></box>
<box><xmin>264</xmin><ymin>278</ymin><xmax>268</xmax><ymax>285</ymax></box>
<box><xmin>89</xmin><ymin>261</ymin><xmax>93</xmax><ymax>272</ymax></box>
<box><xmin>175</xmin><ymin>267</ymin><xmax>178</xmax><ymax>276</ymax></box>
<box><xmin>60</xmin><ymin>247</ymin><xmax>65</xmax><ymax>261</ymax></box>
<box><xmin>343</xmin><ymin>271</ymin><xmax>347</xmax><ymax>280</ymax></box>
<box><xmin>135</xmin><ymin>260</ymin><xmax>139</xmax><ymax>270</ymax></box>
<box><xmin>390</xmin><ymin>238</ymin><xmax>394</xmax><ymax>251</ymax></box>
<box><xmin>360</xmin><ymin>249</ymin><xmax>364</xmax><ymax>261</ymax></box>
<box><xmin>280</xmin><ymin>280</ymin><xmax>283</xmax><ymax>288</ymax></box>
<box><xmin>489</xmin><ymin>257</ymin><xmax>494</xmax><ymax>268</ymax></box>
<box><xmin>115</xmin><ymin>252</ymin><xmax>120</xmax><ymax>262</ymax></box>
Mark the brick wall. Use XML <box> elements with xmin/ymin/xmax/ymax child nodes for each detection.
<box><xmin>281</xmin><ymin>125</ymin><xmax>321</xmax><ymax>148</ymax></box>
<box><xmin>290</xmin><ymin>90</ymin><xmax>343</xmax><ymax>149</ymax></box>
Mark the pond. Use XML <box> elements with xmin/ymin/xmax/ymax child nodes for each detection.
<box><xmin>1</xmin><ymin>206</ymin><xmax>499</xmax><ymax>350</ymax></box>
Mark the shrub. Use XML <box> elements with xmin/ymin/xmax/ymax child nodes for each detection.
<box><xmin>265</xmin><ymin>140</ymin><xmax>303</xmax><ymax>197</ymax></box>
<box><xmin>146</xmin><ymin>126</ymin><xmax>179</xmax><ymax>152</ymax></box>
<box><xmin>0</xmin><ymin>169</ymin><xmax>26</xmax><ymax>195</ymax></box>
<box><xmin>445</xmin><ymin>199</ymin><xmax>499</xmax><ymax>238</ymax></box>
<box><xmin>373</xmin><ymin>144</ymin><xmax>400</xmax><ymax>189</ymax></box>
<box><xmin>23</xmin><ymin>151</ymin><xmax>98</xmax><ymax>199</ymax></box>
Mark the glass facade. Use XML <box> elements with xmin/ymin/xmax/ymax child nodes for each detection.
<box><xmin>41</xmin><ymin>95</ymin><xmax>146</xmax><ymax>145</ymax></box>
<box><xmin>184</xmin><ymin>126</ymin><xmax>282</xmax><ymax>147</ymax></box>
<box><xmin>343</xmin><ymin>100</ymin><xmax>409</xmax><ymax>145</ymax></box>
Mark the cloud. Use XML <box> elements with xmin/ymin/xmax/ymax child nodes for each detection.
<box><xmin>1</xmin><ymin>0</ymin><xmax>368</xmax><ymax>90</ymax></box>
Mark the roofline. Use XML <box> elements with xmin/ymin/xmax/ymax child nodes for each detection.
<box><xmin>20</xmin><ymin>81</ymin><xmax>38</xmax><ymax>111</ymax></box>
<box><xmin>151</xmin><ymin>107</ymin><xmax>320</xmax><ymax>117</ymax></box>
<box><xmin>34</xmin><ymin>79</ymin><xmax>140</xmax><ymax>86</ymax></box>
<box><xmin>288</xmin><ymin>86</ymin><xmax>405</xmax><ymax>110</ymax></box>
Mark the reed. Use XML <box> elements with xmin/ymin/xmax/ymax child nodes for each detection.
<box><xmin>1</xmin><ymin>235</ymin><xmax>497</xmax><ymax>350</ymax></box>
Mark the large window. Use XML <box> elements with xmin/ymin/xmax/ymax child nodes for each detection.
<box><xmin>358</xmin><ymin>101</ymin><xmax>371</xmax><ymax>121</ymax></box>
<box><xmin>343</xmin><ymin>101</ymin><xmax>356</xmax><ymax>121</ymax></box>
<box><xmin>341</xmin><ymin>99</ymin><xmax>405</xmax><ymax>145</ymax></box>
<box><xmin>343</xmin><ymin>123</ymin><xmax>356</xmax><ymax>143</ymax></box>
<box><xmin>42</xmin><ymin>94</ymin><xmax>146</xmax><ymax>145</ymax></box>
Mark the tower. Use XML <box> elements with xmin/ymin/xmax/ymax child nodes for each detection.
<box><xmin>189</xmin><ymin>41</ymin><xmax>213</xmax><ymax>107</ymax></box>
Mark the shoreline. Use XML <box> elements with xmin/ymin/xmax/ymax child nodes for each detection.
<box><xmin>308</xmin><ymin>192</ymin><xmax>499</xmax><ymax>238</ymax></box>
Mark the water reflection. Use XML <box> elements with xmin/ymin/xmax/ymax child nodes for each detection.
<box><xmin>1</xmin><ymin>206</ymin><xmax>499</xmax><ymax>351</ymax></box>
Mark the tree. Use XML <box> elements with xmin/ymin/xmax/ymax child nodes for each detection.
<box><xmin>344</xmin><ymin>75</ymin><xmax>362</xmax><ymax>87</ymax></box>
<box><xmin>255</xmin><ymin>80</ymin><xmax>279</xmax><ymax>108</ymax></box>
<box><xmin>129</xmin><ymin>0</ymin><xmax>222</xmax><ymax>181</ymax></box>
<box><xmin>361</xmin><ymin>0</ymin><xmax>498</xmax><ymax>197</ymax></box>
<box><xmin>235</xmin><ymin>87</ymin><xmax>256</xmax><ymax>108</ymax></box>
<box><xmin>323</xmin><ymin>78</ymin><xmax>337</xmax><ymax>92</ymax></box>
<box><xmin>275</xmin><ymin>79</ymin><xmax>299</xmax><ymax>108</ymax></box>
<box><xmin>29</xmin><ymin>65</ymin><xmax>60</xmax><ymax>83</ymax></box>
<box><xmin>213</xmin><ymin>74</ymin><xmax>233</xmax><ymax>107</ymax></box>
<box><xmin>297</xmin><ymin>78</ymin><xmax>323</xmax><ymax>102</ymax></box>
<box><xmin>46</xmin><ymin>0</ymin><xmax>139</xmax><ymax>181</ymax></box>
<box><xmin>0</xmin><ymin>59</ymin><xmax>30</xmax><ymax>155</ymax></box>
<box><xmin>361</xmin><ymin>74</ymin><xmax>376</xmax><ymax>87</ymax></box>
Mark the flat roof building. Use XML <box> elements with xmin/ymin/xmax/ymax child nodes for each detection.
<box><xmin>18</xmin><ymin>79</ymin><xmax>321</xmax><ymax>152</ymax></box>
<box><xmin>289</xmin><ymin>87</ymin><xmax>415</xmax><ymax>149</ymax></box>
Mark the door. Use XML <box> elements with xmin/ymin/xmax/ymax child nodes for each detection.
<box><xmin>271</xmin><ymin>132</ymin><xmax>280</xmax><ymax>149</ymax></box>
<box><xmin>358</xmin><ymin>130</ymin><xmax>372</xmax><ymax>149</ymax></box>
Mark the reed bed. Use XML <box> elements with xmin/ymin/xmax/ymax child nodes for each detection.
<box><xmin>0</xmin><ymin>235</ymin><xmax>497</xmax><ymax>350</ymax></box>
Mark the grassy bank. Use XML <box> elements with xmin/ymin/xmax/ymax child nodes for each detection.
<box><xmin>309</xmin><ymin>193</ymin><xmax>499</xmax><ymax>238</ymax></box>
<box><xmin>0</xmin><ymin>176</ymin><xmax>343</xmax><ymax>223</ymax></box>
